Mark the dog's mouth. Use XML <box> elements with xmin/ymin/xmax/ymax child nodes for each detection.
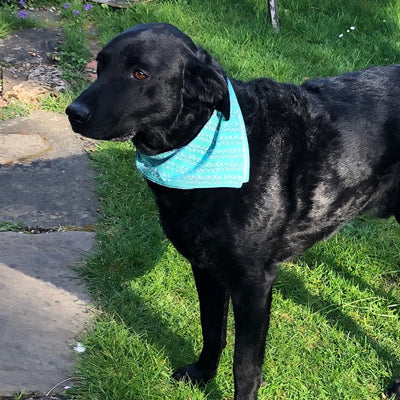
<box><xmin>68</xmin><ymin>116</ymin><xmax>85</xmax><ymax>132</ymax></box>
<box><xmin>110</xmin><ymin>131</ymin><xmax>137</xmax><ymax>142</ymax></box>
<box><xmin>66</xmin><ymin>101</ymin><xmax>137</xmax><ymax>141</ymax></box>
<box><xmin>68</xmin><ymin>110</ymin><xmax>138</xmax><ymax>142</ymax></box>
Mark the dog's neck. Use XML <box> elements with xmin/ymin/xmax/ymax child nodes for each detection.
<box><xmin>135</xmin><ymin>79</ymin><xmax>250</xmax><ymax>189</ymax></box>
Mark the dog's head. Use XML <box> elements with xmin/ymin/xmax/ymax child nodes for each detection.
<box><xmin>66</xmin><ymin>23</ymin><xmax>230</xmax><ymax>155</ymax></box>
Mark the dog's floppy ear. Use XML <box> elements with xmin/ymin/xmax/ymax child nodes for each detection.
<box><xmin>183</xmin><ymin>52</ymin><xmax>230</xmax><ymax>120</ymax></box>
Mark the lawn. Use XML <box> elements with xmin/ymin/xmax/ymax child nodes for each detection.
<box><xmin>2</xmin><ymin>0</ymin><xmax>400</xmax><ymax>399</ymax></box>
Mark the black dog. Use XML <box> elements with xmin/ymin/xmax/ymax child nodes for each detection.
<box><xmin>66</xmin><ymin>23</ymin><xmax>400</xmax><ymax>400</ymax></box>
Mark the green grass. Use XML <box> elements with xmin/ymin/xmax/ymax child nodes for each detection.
<box><xmin>2</xmin><ymin>0</ymin><xmax>400</xmax><ymax>398</ymax></box>
<box><xmin>58</xmin><ymin>0</ymin><xmax>95</xmax><ymax>89</ymax></box>
<box><xmin>72</xmin><ymin>143</ymin><xmax>400</xmax><ymax>400</ymax></box>
<box><xmin>0</xmin><ymin>7</ymin><xmax>39</xmax><ymax>38</ymax></box>
<box><xmin>0</xmin><ymin>221</ymin><xmax>25</xmax><ymax>232</ymax></box>
<box><xmin>0</xmin><ymin>99</ymin><xmax>32</xmax><ymax>121</ymax></box>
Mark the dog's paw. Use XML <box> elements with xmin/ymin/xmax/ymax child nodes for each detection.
<box><xmin>386</xmin><ymin>378</ymin><xmax>400</xmax><ymax>399</ymax></box>
<box><xmin>172</xmin><ymin>362</ymin><xmax>216</xmax><ymax>386</ymax></box>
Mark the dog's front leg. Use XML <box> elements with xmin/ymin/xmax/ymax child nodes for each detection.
<box><xmin>231</xmin><ymin>276</ymin><xmax>275</xmax><ymax>400</ymax></box>
<box><xmin>172</xmin><ymin>265</ymin><xmax>229</xmax><ymax>385</ymax></box>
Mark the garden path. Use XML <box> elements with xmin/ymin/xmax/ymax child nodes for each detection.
<box><xmin>0</xmin><ymin>13</ymin><xmax>99</xmax><ymax>399</ymax></box>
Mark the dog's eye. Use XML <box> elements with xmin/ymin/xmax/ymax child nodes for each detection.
<box><xmin>132</xmin><ymin>69</ymin><xmax>148</xmax><ymax>80</ymax></box>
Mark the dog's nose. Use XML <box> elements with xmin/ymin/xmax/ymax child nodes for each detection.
<box><xmin>66</xmin><ymin>102</ymin><xmax>91</xmax><ymax>124</ymax></box>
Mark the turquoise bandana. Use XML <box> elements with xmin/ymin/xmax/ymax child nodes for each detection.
<box><xmin>135</xmin><ymin>79</ymin><xmax>250</xmax><ymax>189</ymax></box>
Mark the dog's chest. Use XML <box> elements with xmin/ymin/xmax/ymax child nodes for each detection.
<box><xmin>152</xmin><ymin>187</ymin><xmax>236</xmax><ymax>267</ymax></box>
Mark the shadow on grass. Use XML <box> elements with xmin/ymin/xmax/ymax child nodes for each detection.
<box><xmin>82</xmin><ymin>144</ymin><xmax>223</xmax><ymax>398</ymax></box>
<box><xmin>275</xmin><ymin>222</ymin><xmax>400</xmax><ymax>389</ymax></box>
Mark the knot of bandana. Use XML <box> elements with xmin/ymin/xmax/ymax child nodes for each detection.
<box><xmin>135</xmin><ymin>79</ymin><xmax>250</xmax><ymax>189</ymax></box>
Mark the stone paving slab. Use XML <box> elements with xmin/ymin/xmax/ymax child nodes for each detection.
<box><xmin>0</xmin><ymin>231</ymin><xmax>95</xmax><ymax>395</ymax></box>
<box><xmin>0</xmin><ymin>107</ymin><xmax>99</xmax><ymax>396</ymax></box>
<box><xmin>0</xmin><ymin>111</ymin><xmax>99</xmax><ymax>228</ymax></box>
<box><xmin>0</xmin><ymin>110</ymin><xmax>89</xmax><ymax>162</ymax></box>
<box><xmin>0</xmin><ymin>132</ymin><xmax>49</xmax><ymax>165</ymax></box>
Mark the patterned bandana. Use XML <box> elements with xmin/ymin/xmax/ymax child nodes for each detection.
<box><xmin>135</xmin><ymin>79</ymin><xmax>249</xmax><ymax>189</ymax></box>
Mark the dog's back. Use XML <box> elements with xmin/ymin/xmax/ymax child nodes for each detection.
<box><xmin>165</xmin><ymin>67</ymin><xmax>400</xmax><ymax>264</ymax></box>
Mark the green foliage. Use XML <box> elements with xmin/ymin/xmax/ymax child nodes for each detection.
<box><xmin>0</xmin><ymin>100</ymin><xmax>31</xmax><ymax>121</ymax></box>
<box><xmin>60</xmin><ymin>20</ymin><xmax>92</xmax><ymax>89</ymax></box>
<box><xmin>40</xmin><ymin>91</ymin><xmax>75</xmax><ymax>113</ymax></box>
<box><xmin>0</xmin><ymin>221</ymin><xmax>24</xmax><ymax>232</ymax></box>
<box><xmin>90</xmin><ymin>0</ymin><xmax>400</xmax><ymax>82</ymax></box>
<box><xmin>0</xmin><ymin>6</ymin><xmax>39</xmax><ymax>38</ymax></box>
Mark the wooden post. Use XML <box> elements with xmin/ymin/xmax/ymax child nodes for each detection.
<box><xmin>268</xmin><ymin>0</ymin><xmax>280</xmax><ymax>32</ymax></box>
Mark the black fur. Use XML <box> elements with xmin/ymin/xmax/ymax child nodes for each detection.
<box><xmin>66</xmin><ymin>23</ymin><xmax>400</xmax><ymax>400</ymax></box>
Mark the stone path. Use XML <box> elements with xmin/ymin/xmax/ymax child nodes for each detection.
<box><xmin>0</xmin><ymin>111</ymin><xmax>98</xmax><ymax>228</ymax></box>
<box><xmin>0</xmin><ymin>15</ymin><xmax>100</xmax><ymax>398</ymax></box>
<box><xmin>0</xmin><ymin>232</ymin><xmax>94</xmax><ymax>395</ymax></box>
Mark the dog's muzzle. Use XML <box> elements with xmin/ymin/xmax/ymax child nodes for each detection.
<box><xmin>66</xmin><ymin>101</ymin><xmax>91</xmax><ymax>128</ymax></box>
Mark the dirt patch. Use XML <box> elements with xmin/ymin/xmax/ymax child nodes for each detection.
<box><xmin>0</xmin><ymin>26</ymin><xmax>68</xmax><ymax>106</ymax></box>
<box><xmin>2</xmin><ymin>65</ymin><xmax>68</xmax><ymax>105</ymax></box>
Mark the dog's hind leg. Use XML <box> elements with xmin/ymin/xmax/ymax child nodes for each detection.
<box><xmin>172</xmin><ymin>265</ymin><xmax>229</xmax><ymax>385</ymax></box>
<box><xmin>230</xmin><ymin>274</ymin><xmax>276</xmax><ymax>400</ymax></box>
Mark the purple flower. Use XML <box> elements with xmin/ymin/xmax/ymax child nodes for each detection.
<box><xmin>84</xmin><ymin>3</ymin><xmax>93</xmax><ymax>11</ymax></box>
<box><xmin>19</xmin><ymin>0</ymin><xmax>26</xmax><ymax>7</ymax></box>
<box><xmin>73</xmin><ymin>9</ymin><xmax>79</xmax><ymax>16</ymax></box>
<box><xmin>18</xmin><ymin>10</ymin><xmax>27</xmax><ymax>18</ymax></box>
<box><xmin>63</xmin><ymin>3</ymin><xmax>70</xmax><ymax>8</ymax></box>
